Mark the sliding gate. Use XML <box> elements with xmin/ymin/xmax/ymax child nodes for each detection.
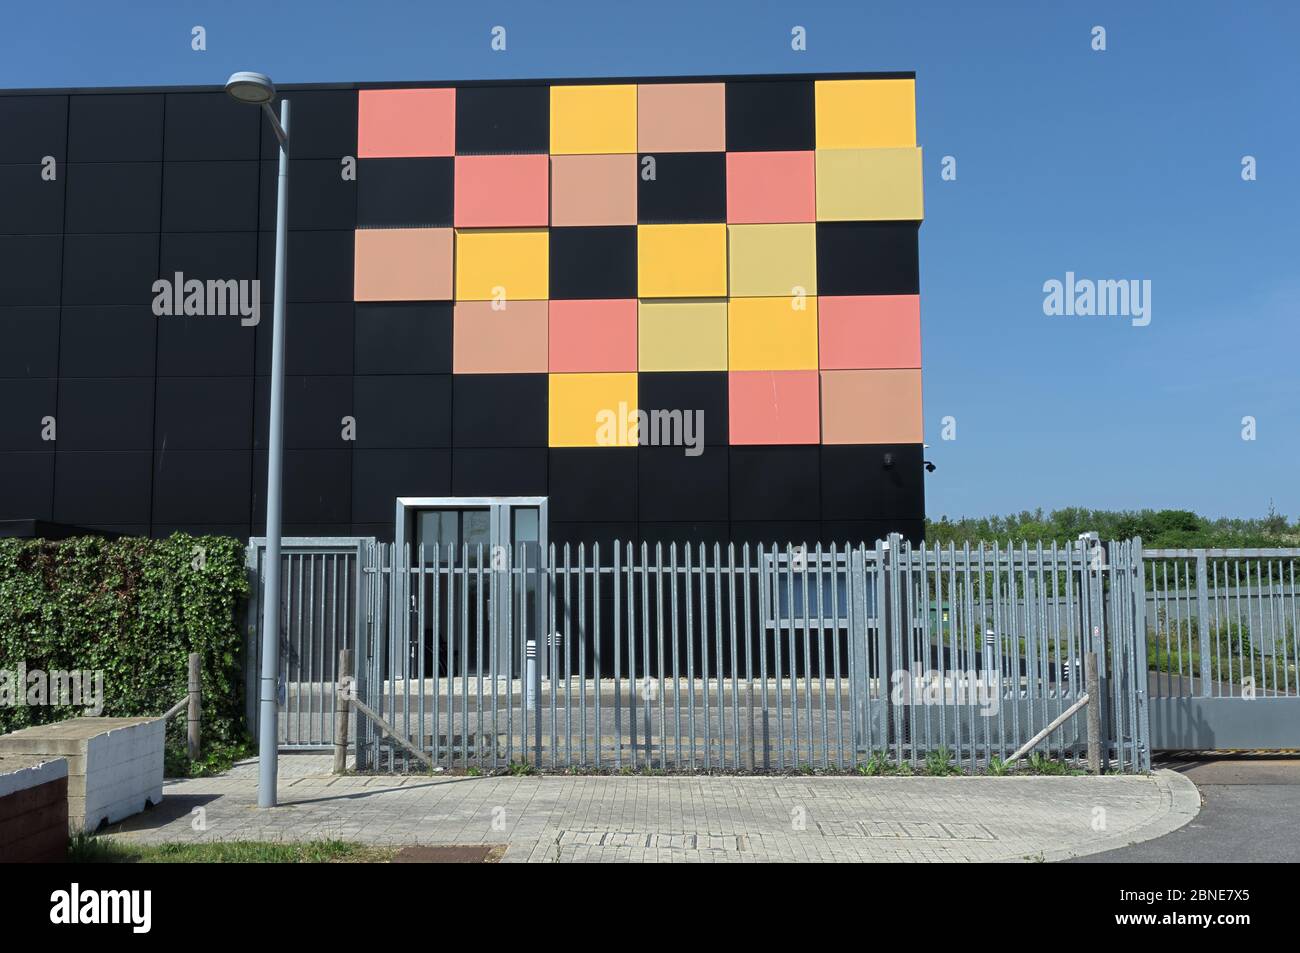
<box><xmin>1145</xmin><ymin>547</ymin><xmax>1300</xmax><ymax>750</ymax></box>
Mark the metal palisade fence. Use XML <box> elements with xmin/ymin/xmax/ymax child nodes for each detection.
<box><xmin>342</xmin><ymin>535</ymin><xmax>1154</xmax><ymax>773</ymax></box>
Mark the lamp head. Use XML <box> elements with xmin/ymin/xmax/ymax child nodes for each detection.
<box><xmin>225</xmin><ymin>71</ymin><xmax>276</xmax><ymax>105</ymax></box>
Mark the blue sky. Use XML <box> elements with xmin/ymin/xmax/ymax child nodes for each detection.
<box><xmin>3</xmin><ymin>1</ymin><xmax>1296</xmax><ymax>520</ymax></box>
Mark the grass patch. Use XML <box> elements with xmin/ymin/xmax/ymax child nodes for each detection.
<box><xmin>69</xmin><ymin>833</ymin><xmax>398</xmax><ymax>864</ymax></box>
<box><xmin>164</xmin><ymin>738</ymin><xmax>254</xmax><ymax>780</ymax></box>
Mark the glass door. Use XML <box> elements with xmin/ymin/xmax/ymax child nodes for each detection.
<box><xmin>395</xmin><ymin>497</ymin><xmax>547</xmax><ymax>681</ymax></box>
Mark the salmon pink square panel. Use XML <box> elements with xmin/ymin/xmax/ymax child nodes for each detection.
<box><xmin>818</xmin><ymin>295</ymin><xmax>921</xmax><ymax>369</ymax></box>
<box><xmin>728</xmin><ymin>370</ymin><xmax>820</xmax><ymax>445</ymax></box>
<box><xmin>549</xmin><ymin>299</ymin><xmax>637</xmax><ymax>372</ymax></box>
<box><xmin>726</xmin><ymin>151</ymin><xmax>816</xmax><ymax>224</ymax></box>
<box><xmin>358</xmin><ymin>89</ymin><xmax>455</xmax><ymax>157</ymax></box>
<box><xmin>455</xmin><ymin>154</ymin><xmax>549</xmax><ymax>227</ymax></box>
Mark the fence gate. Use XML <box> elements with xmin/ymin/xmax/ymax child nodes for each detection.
<box><xmin>246</xmin><ymin>537</ymin><xmax>372</xmax><ymax>749</ymax></box>
<box><xmin>1144</xmin><ymin>546</ymin><xmax>1300</xmax><ymax>750</ymax></box>
<box><xmin>351</xmin><ymin>536</ymin><xmax>1152</xmax><ymax>773</ymax></box>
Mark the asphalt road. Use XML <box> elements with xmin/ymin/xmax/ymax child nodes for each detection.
<box><xmin>1071</xmin><ymin>755</ymin><xmax>1300</xmax><ymax>862</ymax></box>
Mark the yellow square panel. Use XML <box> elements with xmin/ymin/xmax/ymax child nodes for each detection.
<box><xmin>728</xmin><ymin>296</ymin><xmax>818</xmax><ymax>371</ymax></box>
<box><xmin>728</xmin><ymin>223</ymin><xmax>817</xmax><ymax>298</ymax></box>
<box><xmin>638</xmin><ymin>299</ymin><xmax>728</xmax><ymax>371</ymax></box>
<box><xmin>815</xmin><ymin>79</ymin><xmax>916</xmax><ymax>149</ymax></box>
<box><xmin>550</xmin><ymin>84</ymin><xmax>637</xmax><ymax>155</ymax></box>
<box><xmin>637</xmin><ymin>223</ymin><xmax>727</xmax><ymax>298</ymax></box>
<box><xmin>454</xmin><ymin>228</ymin><xmax>549</xmax><ymax>301</ymax></box>
<box><xmin>549</xmin><ymin>372</ymin><xmax>639</xmax><ymax>447</ymax></box>
<box><xmin>816</xmin><ymin>148</ymin><xmax>924</xmax><ymax>221</ymax></box>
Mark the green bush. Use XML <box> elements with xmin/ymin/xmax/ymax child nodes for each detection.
<box><xmin>0</xmin><ymin>535</ymin><xmax>249</xmax><ymax>768</ymax></box>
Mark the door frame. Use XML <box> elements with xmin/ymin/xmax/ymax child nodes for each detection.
<box><xmin>393</xmin><ymin>496</ymin><xmax>550</xmax><ymax>678</ymax></box>
<box><xmin>393</xmin><ymin>496</ymin><xmax>548</xmax><ymax>562</ymax></box>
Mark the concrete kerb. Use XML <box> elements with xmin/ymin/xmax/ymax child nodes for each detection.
<box><xmin>1030</xmin><ymin>770</ymin><xmax>1201</xmax><ymax>863</ymax></box>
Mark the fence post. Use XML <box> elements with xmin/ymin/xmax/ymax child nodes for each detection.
<box><xmin>1195</xmin><ymin>551</ymin><xmax>1212</xmax><ymax>696</ymax></box>
<box><xmin>187</xmin><ymin>652</ymin><xmax>201</xmax><ymax>762</ymax></box>
<box><xmin>1131</xmin><ymin>537</ymin><xmax>1152</xmax><ymax>771</ymax></box>
<box><xmin>1085</xmin><ymin>651</ymin><xmax>1101</xmax><ymax>774</ymax></box>
<box><xmin>334</xmin><ymin>648</ymin><xmax>354</xmax><ymax>774</ymax></box>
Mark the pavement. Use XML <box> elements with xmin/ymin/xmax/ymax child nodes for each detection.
<box><xmin>1073</xmin><ymin>754</ymin><xmax>1300</xmax><ymax>863</ymax></box>
<box><xmin>100</xmin><ymin>754</ymin><xmax>1200</xmax><ymax>863</ymax></box>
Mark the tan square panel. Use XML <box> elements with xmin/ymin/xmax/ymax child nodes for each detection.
<box><xmin>820</xmin><ymin>369</ymin><xmax>923</xmax><ymax>444</ymax></box>
<box><xmin>354</xmin><ymin>228</ymin><xmax>452</xmax><ymax>301</ymax></box>
<box><xmin>550</xmin><ymin>154</ymin><xmax>637</xmax><ymax>226</ymax></box>
<box><xmin>453</xmin><ymin>300</ymin><xmax>548</xmax><ymax>373</ymax></box>
<box><xmin>637</xmin><ymin>82</ymin><xmax>726</xmax><ymax>153</ymax></box>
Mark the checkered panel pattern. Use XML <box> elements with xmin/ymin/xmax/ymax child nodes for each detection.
<box><xmin>352</xmin><ymin>76</ymin><xmax>923</xmax><ymax>447</ymax></box>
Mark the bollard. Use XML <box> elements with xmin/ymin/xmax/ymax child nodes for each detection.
<box><xmin>525</xmin><ymin>639</ymin><xmax>537</xmax><ymax>710</ymax></box>
<box><xmin>187</xmin><ymin>652</ymin><xmax>201</xmax><ymax>762</ymax></box>
<box><xmin>334</xmin><ymin>648</ymin><xmax>354</xmax><ymax>775</ymax></box>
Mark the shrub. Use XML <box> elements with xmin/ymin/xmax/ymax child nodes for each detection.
<box><xmin>0</xmin><ymin>534</ymin><xmax>249</xmax><ymax>769</ymax></box>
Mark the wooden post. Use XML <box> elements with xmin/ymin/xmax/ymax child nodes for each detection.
<box><xmin>1085</xmin><ymin>651</ymin><xmax>1102</xmax><ymax>775</ymax></box>
<box><xmin>187</xmin><ymin>652</ymin><xmax>201</xmax><ymax>761</ymax></box>
<box><xmin>334</xmin><ymin>649</ymin><xmax>354</xmax><ymax>775</ymax></box>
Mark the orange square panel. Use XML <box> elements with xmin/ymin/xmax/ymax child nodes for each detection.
<box><xmin>455</xmin><ymin>154</ymin><xmax>549</xmax><ymax>228</ymax></box>
<box><xmin>726</xmin><ymin>151</ymin><xmax>816</xmax><ymax>224</ymax></box>
<box><xmin>358</xmin><ymin>88</ymin><xmax>455</xmax><ymax>158</ymax></box>
<box><xmin>818</xmin><ymin>295</ymin><xmax>921</xmax><ymax>369</ymax></box>
<box><xmin>729</xmin><ymin>370</ymin><xmax>820</xmax><ymax>445</ymax></box>
<box><xmin>820</xmin><ymin>369</ymin><xmax>923</xmax><ymax>444</ymax></box>
<box><xmin>453</xmin><ymin>300</ymin><xmax>549</xmax><ymax>373</ymax></box>
<box><xmin>550</xmin><ymin>154</ymin><xmax>637</xmax><ymax>226</ymax></box>
<box><xmin>549</xmin><ymin>299</ymin><xmax>637</xmax><ymax>372</ymax></box>
<box><xmin>354</xmin><ymin>228</ymin><xmax>452</xmax><ymax>301</ymax></box>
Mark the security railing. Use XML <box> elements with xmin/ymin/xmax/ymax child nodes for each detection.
<box><xmin>350</xmin><ymin>536</ymin><xmax>1149</xmax><ymax>773</ymax></box>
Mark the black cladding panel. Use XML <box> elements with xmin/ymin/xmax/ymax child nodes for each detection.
<box><xmin>725</xmin><ymin>80</ymin><xmax>815</xmax><ymax>152</ymax></box>
<box><xmin>548</xmin><ymin>448</ymin><xmax>637</xmax><ymax>522</ymax></box>
<box><xmin>816</xmin><ymin>222</ymin><xmax>920</xmax><ymax>296</ymax></box>
<box><xmin>60</xmin><ymin>306</ymin><xmax>157</xmax><ymax>378</ymax></box>
<box><xmin>0</xmin><ymin>96</ymin><xmax>67</xmax><ymax>162</ymax></box>
<box><xmin>163</xmin><ymin>161</ymin><xmax>260</xmax><ymax>232</ymax></box>
<box><xmin>455</xmin><ymin>85</ymin><xmax>549</xmax><ymax>154</ymax></box>
<box><xmin>0</xmin><ymin>308</ymin><xmax>59</xmax><ymax>378</ymax></box>
<box><xmin>728</xmin><ymin>446</ymin><xmax>820</xmax><ymax>521</ymax></box>
<box><xmin>0</xmin><ymin>236</ymin><xmax>63</xmax><ymax>306</ymax></box>
<box><xmin>61</xmin><ymin>234</ymin><xmax>159</xmax><ymax>306</ymax></box>
<box><xmin>452</xmin><ymin>374</ymin><xmax>546</xmax><ymax>448</ymax></box>
<box><xmin>354</xmin><ymin>302</ymin><xmax>452</xmax><ymax>375</ymax></box>
<box><xmin>549</xmin><ymin>226</ymin><xmax>637</xmax><ymax>299</ymax></box>
<box><xmin>261</xmin><ymin>158</ymin><xmax>359</xmax><ymax>231</ymax></box>
<box><xmin>68</xmin><ymin>94</ymin><xmax>164</xmax><ymax>162</ymax></box>
<box><xmin>164</xmin><ymin>91</ymin><xmax>261</xmax><ymax>161</ymax></box>
<box><xmin>356</xmin><ymin>158</ymin><xmax>453</xmax><ymax>228</ymax></box>
<box><xmin>0</xmin><ymin>164</ymin><xmax>64</xmax><ymax>234</ymax></box>
<box><xmin>637</xmin><ymin>152</ymin><xmax>726</xmax><ymax>223</ymax></box>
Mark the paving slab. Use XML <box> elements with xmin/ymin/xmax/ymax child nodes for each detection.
<box><xmin>101</xmin><ymin>754</ymin><xmax>1199</xmax><ymax>863</ymax></box>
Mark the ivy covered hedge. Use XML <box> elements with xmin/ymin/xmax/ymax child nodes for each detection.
<box><xmin>0</xmin><ymin>535</ymin><xmax>250</xmax><ymax>768</ymax></box>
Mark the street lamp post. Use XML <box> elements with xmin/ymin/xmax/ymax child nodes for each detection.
<box><xmin>226</xmin><ymin>71</ymin><xmax>289</xmax><ymax>809</ymax></box>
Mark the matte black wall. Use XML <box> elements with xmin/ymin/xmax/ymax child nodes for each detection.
<box><xmin>0</xmin><ymin>82</ymin><xmax>924</xmax><ymax>547</ymax></box>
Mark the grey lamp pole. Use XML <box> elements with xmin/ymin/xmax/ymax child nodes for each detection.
<box><xmin>226</xmin><ymin>71</ymin><xmax>289</xmax><ymax>808</ymax></box>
